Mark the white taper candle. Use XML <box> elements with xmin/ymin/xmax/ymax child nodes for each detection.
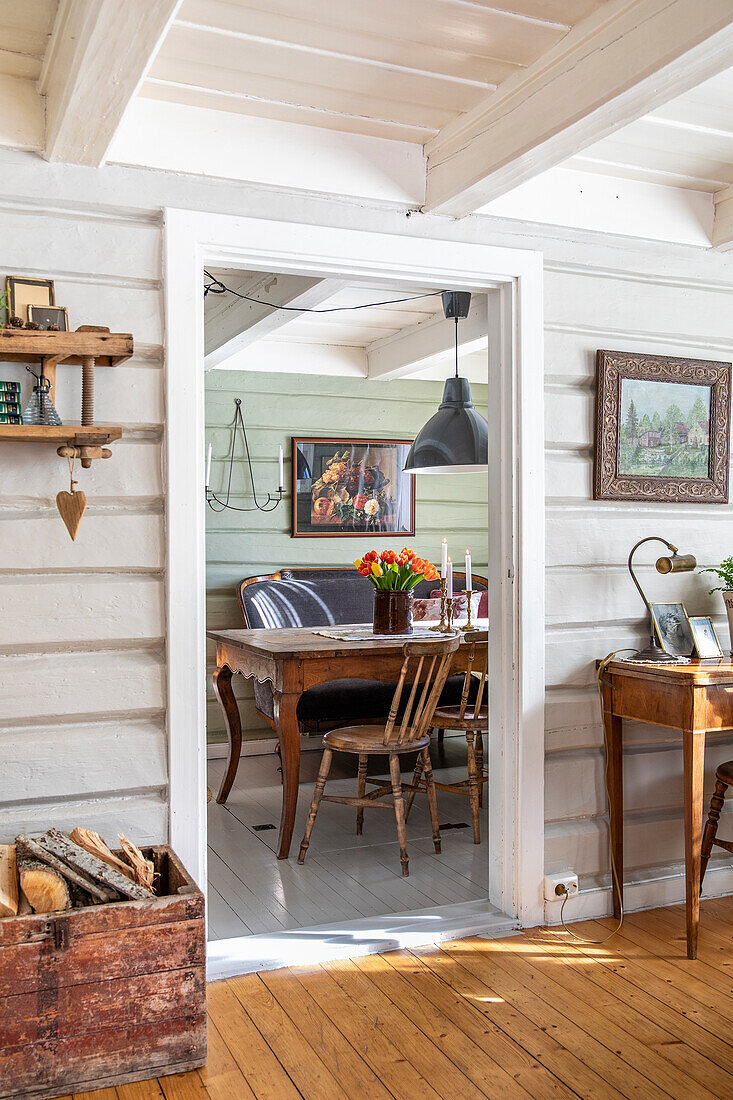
<box><xmin>278</xmin><ymin>445</ymin><xmax>284</xmax><ymax>489</ymax></box>
<box><xmin>465</xmin><ymin>549</ymin><xmax>472</xmax><ymax>591</ymax></box>
<box><xmin>447</xmin><ymin>558</ymin><xmax>453</xmax><ymax>599</ymax></box>
<box><xmin>441</xmin><ymin>537</ymin><xmax>448</xmax><ymax>579</ymax></box>
<box><xmin>205</xmin><ymin>442</ymin><xmax>212</xmax><ymax>490</ymax></box>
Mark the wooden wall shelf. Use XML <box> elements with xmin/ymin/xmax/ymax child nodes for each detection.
<box><xmin>0</xmin><ymin>425</ymin><xmax>122</xmax><ymax>445</ymax></box>
<box><xmin>0</xmin><ymin>328</ymin><xmax>133</xmax><ymax>367</ymax></box>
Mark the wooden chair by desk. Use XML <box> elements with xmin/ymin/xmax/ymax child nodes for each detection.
<box><xmin>601</xmin><ymin>658</ymin><xmax>733</xmax><ymax>959</ymax></box>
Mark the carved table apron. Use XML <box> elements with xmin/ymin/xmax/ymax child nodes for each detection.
<box><xmin>208</xmin><ymin>627</ymin><xmax>477</xmax><ymax>859</ymax></box>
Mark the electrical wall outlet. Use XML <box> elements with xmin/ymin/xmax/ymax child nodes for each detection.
<box><xmin>544</xmin><ymin>872</ymin><xmax>579</xmax><ymax>902</ymax></box>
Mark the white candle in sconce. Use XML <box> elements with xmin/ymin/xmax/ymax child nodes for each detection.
<box><xmin>465</xmin><ymin>549</ymin><xmax>472</xmax><ymax>591</ymax></box>
<box><xmin>278</xmin><ymin>445</ymin><xmax>284</xmax><ymax>490</ymax></box>
<box><xmin>205</xmin><ymin>442</ymin><xmax>212</xmax><ymax>490</ymax></box>
<box><xmin>441</xmin><ymin>537</ymin><xmax>448</xmax><ymax>579</ymax></box>
<box><xmin>447</xmin><ymin>558</ymin><xmax>453</xmax><ymax>599</ymax></box>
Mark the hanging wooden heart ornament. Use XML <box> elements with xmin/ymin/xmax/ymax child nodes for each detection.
<box><xmin>57</xmin><ymin>457</ymin><xmax>87</xmax><ymax>540</ymax></box>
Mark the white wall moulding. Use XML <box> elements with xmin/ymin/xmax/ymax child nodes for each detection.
<box><xmin>164</xmin><ymin>208</ymin><xmax>545</xmax><ymax>930</ymax></box>
<box><xmin>41</xmin><ymin>0</ymin><xmax>183</xmax><ymax>166</ymax></box>
<box><xmin>479</xmin><ymin>168</ymin><xmax>715</xmax><ymax>249</ymax></box>
<box><xmin>713</xmin><ymin>184</ymin><xmax>733</xmax><ymax>251</ymax></box>
<box><xmin>424</xmin><ymin>0</ymin><xmax>733</xmax><ymax>216</ymax></box>
<box><xmin>110</xmin><ymin>99</ymin><xmax>427</xmax><ymax>206</ymax></box>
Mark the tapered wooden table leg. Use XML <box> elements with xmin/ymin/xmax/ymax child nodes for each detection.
<box><xmin>602</xmin><ymin>676</ymin><xmax>624</xmax><ymax>920</ymax></box>
<box><xmin>683</xmin><ymin>727</ymin><xmax>705</xmax><ymax>960</ymax></box>
<box><xmin>273</xmin><ymin>691</ymin><xmax>301</xmax><ymax>860</ymax></box>
<box><xmin>213</xmin><ymin>665</ymin><xmax>242</xmax><ymax>804</ymax></box>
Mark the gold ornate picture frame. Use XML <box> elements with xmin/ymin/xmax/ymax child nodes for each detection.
<box><xmin>594</xmin><ymin>350</ymin><xmax>731</xmax><ymax>504</ymax></box>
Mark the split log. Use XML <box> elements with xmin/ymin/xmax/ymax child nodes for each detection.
<box><xmin>38</xmin><ymin>829</ymin><xmax>154</xmax><ymax>901</ymax></box>
<box><xmin>119</xmin><ymin>834</ymin><xmax>155</xmax><ymax>891</ymax></box>
<box><xmin>16</xmin><ymin>834</ymin><xmax>117</xmax><ymax>904</ymax></box>
<box><xmin>17</xmin><ymin>888</ymin><xmax>32</xmax><ymax>916</ymax></box>
<box><xmin>70</xmin><ymin>827</ymin><xmax>135</xmax><ymax>881</ymax></box>
<box><xmin>16</xmin><ymin>841</ymin><xmax>70</xmax><ymax>913</ymax></box>
<box><xmin>0</xmin><ymin>844</ymin><xmax>18</xmax><ymax>917</ymax></box>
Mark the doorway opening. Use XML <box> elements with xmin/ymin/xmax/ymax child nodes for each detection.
<box><xmin>163</xmin><ymin>210</ymin><xmax>545</xmax><ymax>977</ymax></box>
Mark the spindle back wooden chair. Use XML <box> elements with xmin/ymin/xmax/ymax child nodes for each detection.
<box><xmin>405</xmin><ymin>630</ymin><xmax>488</xmax><ymax>843</ymax></box>
<box><xmin>297</xmin><ymin>636</ymin><xmax>460</xmax><ymax>877</ymax></box>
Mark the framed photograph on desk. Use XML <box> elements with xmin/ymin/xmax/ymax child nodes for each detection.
<box><xmin>688</xmin><ymin>615</ymin><xmax>724</xmax><ymax>659</ymax></box>
<box><xmin>650</xmin><ymin>602</ymin><xmax>695</xmax><ymax>657</ymax></box>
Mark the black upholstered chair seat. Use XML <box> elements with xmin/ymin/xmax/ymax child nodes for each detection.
<box><xmin>238</xmin><ymin>567</ymin><xmax>487</xmax><ymax>733</ymax></box>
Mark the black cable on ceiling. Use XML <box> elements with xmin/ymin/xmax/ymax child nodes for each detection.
<box><xmin>203</xmin><ymin>269</ymin><xmax>442</xmax><ymax>313</ymax></box>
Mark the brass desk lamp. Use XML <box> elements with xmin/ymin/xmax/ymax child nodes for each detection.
<box><xmin>626</xmin><ymin>536</ymin><xmax>697</xmax><ymax>663</ymax></box>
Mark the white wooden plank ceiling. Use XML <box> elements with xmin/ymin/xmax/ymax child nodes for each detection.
<box><xmin>567</xmin><ymin>67</ymin><xmax>733</xmax><ymax>193</ymax></box>
<box><xmin>0</xmin><ymin>0</ymin><xmax>57</xmax><ymax>80</ymax></box>
<box><xmin>204</xmin><ymin>268</ymin><xmax>488</xmax><ymax>380</ymax></box>
<box><xmin>140</xmin><ymin>0</ymin><xmax>610</xmax><ymax>143</ymax></box>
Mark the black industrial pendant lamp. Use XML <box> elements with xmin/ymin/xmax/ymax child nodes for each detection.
<box><xmin>403</xmin><ymin>291</ymin><xmax>488</xmax><ymax>474</ymax></box>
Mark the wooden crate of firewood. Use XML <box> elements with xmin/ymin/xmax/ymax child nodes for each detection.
<box><xmin>0</xmin><ymin>832</ymin><xmax>205</xmax><ymax>1100</ymax></box>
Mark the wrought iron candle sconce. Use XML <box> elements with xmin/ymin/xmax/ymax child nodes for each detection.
<box><xmin>205</xmin><ymin>398</ymin><xmax>284</xmax><ymax>513</ymax></box>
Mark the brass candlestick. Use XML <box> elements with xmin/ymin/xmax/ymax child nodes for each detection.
<box><xmin>430</xmin><ymin>577</ymin><xmax>456</xmax><ymax>633</ymax></box>
<box><xmin>464</xmin><ymin>589</ymin><xmax>474</xmax><ymax>630</ymax></box>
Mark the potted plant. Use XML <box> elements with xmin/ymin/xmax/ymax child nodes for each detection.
<box><xmin>701</xmin><ymin>556</ymin><xmax>733</xmax><ymax>651</ymax></box>
<box><xmin>354</xmin><ymin>548</ymin><xmax>439</xmax><ymax>634</ymax></box>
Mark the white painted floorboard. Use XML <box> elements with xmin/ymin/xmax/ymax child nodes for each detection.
<box><xmin>206</xmin><ymin>734</ymin><xmax>488</xmax><ymax>939</ymax></box>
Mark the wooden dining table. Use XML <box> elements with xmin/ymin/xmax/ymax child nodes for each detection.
<box><xmin>207</xmin><ymin>625</ymin><xmax>486</xmax><ymax>859</ymax></box>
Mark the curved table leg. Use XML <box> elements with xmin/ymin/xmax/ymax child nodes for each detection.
<box><xmin>273</xmin><ymin>691</ymin><xmax>301</xmax><ymax>859</ymax></box>
<box><xmin>213</xmin><ymin>665</ymin><xmax>242</xmax><ymax>804</ymax></box>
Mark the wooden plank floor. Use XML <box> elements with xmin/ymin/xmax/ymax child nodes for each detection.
<box><xmin>207</xmin><ymin>736</ymin><xmax>488</xmax><ymax>939</ymax></box>
<box><xmin>58</xmin><ymin>894</ymin><xmax>733</xmax><ymax>1100</ymax></box>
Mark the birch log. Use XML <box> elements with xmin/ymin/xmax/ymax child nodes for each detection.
<box><xmin>16</xmin><ymin>834</ymin><xmax>117</xmax><ymax>903</ymax></box>
<box><xmin>16</xmin><ymin>841</ymin><xmax>70</xmax><ymax>913</ymax></box>
<box><xmin>38</xmin><ymin>829</ymin><xmax>154</xmax><ymax>900</ymax></box>
<box><xmin>0</xmin><ymin>844</ymin><xmax>18</xmax><ymax>917</ymax></box>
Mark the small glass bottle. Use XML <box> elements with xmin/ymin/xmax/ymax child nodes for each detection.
<box><xmin>24</xmin><ymin>367</ymin><xmax>62</xmax><ymax>426</ymax></box>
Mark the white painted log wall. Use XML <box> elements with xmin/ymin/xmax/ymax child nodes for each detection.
<box><xmin>0</xmin><ymin>185</ymin><xmax>166</xmax><ymax>846</ymax></box>
<box><xmin>543</xmin><ymin>261</ymin><xmax>733</xmax><ymax>888</ymax></box>
<box><xmin>0</xmin><ymin>146</ymin><xmax>732</xmax><ymax>904</ymax></box>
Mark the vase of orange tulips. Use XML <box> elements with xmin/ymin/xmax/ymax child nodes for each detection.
<box><xmin>354</xmin><ymin>549</ymin><xmax>440</xmax><ymax>634</ymax></box>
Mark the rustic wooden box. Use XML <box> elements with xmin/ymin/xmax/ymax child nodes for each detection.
<box><xmin>0</xmin><ymin>844</ymin><xmax>206</xmax><ymax>1100</ymax></box>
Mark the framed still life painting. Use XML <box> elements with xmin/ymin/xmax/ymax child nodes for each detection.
<box><xmin>291</xmin><ymin>438</ymin><xmax>415</xmax><ymax>538</ymax></box>
<box><xmin>594</xmin><ymin>350</ymin><xmax>731</xmax><ymax>503</ymax></box>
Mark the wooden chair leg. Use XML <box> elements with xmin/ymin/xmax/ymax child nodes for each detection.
<box><xmin>701</xmin><ymin>776</ymin><xmax>728</xmax><ymax>888</ymax></box>
<box><xmin>389</xmin><ymin>755</ymin><xmax>410</xmax><ymax>877</ymax></box>
<box><xmin>466</xmin><ymin>732</ymin><xmax>481</xmax><ymax>844</ymax></box>
<box><xmin>476</xmin><ymin>732</ymin><xmax>485</xmax><ymax>807</ymax></box>
<box><xmin>421</xmin><ymin>748</ymin><xmax>441</xmax><ymax>854</ymax></box>
<box><xmin>297</xmin><ymin>748</ymin><xmax>333</xmax><ymax>864</ymax></box>
<box><xmin>404</xmin><ymin>752</ymin><xmax>424</xmax><ymax>820</ymax></box>
<box><xmin>356</xmin><ymin>754</ymin><xmax>368</xmax><ymax>835</ymax></box>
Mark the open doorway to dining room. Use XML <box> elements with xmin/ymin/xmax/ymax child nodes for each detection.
<box><xmin>163</xmin><ymin>210</ymin><xmax>545</xmax><ymax>978</ymax></box>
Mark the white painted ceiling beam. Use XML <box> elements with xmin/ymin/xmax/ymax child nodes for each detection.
<box><xmin>424</xmin><ymin>0</ymin><xmax>733</xmax><ymax>216</ymax></box>
<box><xmin>367</xmin><ymin>295</ymin><xmax>487</xmax><ymax>380</ymax></box>
<box><xmin>40</xmin><ymin>0</ymin><xmax>183</xmax><ymax>166</ymax></box>
<box><xmin>713</xmin><ymin>185</ymin><xmax>733</xmax><ymax>251</ymax></box>
<box><xmin>204</xmin><ymin>273</ymin><xmax>348</xmax><ymax>370</ymax></box>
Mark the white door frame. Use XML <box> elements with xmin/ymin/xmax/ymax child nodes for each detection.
<box><xmin>163</xmin><ymin>208</ymin><xmax>546</xmax><ymax>930</ymax></box>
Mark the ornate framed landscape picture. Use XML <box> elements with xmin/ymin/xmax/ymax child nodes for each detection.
<box><xmin>291</xmin><ymin>437</ymin><xmax>415</xmax><ymax>538</ymax></box>
<box><xmin>594</xmin><ymin>350</ymin><xmax>731</xmax><ymax>503</ymax></box>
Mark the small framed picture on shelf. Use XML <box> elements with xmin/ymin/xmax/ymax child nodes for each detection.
<box><xmin>688</xmin><ymin>615</ymin><xmax>724</xmax><ymax>659</ymax></box>
<box><xmin>27</xmin><ymin>304</ymin><xmax>68</xmax><ymax>331</ymax></box>
<box><xmin>6</xmin><ymin>276</ymin><xmax>54</xmax><ymax>321</ymax></box>
<box><xmin>650</xmin><ymin>602</ymin><xmax>695</xmax><ymax>657</ymax></box>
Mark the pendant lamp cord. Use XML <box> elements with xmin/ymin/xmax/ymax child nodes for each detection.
<box><xmin>455</xmin><ymin>315</ymin><xmax>459</xmax><ymax>378</ymax></box>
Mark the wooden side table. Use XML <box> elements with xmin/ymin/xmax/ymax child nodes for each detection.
<box><xmin>601</xmin><ymin>658</ymin><xmax>733</xmax><ymax>958</ymax></box>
